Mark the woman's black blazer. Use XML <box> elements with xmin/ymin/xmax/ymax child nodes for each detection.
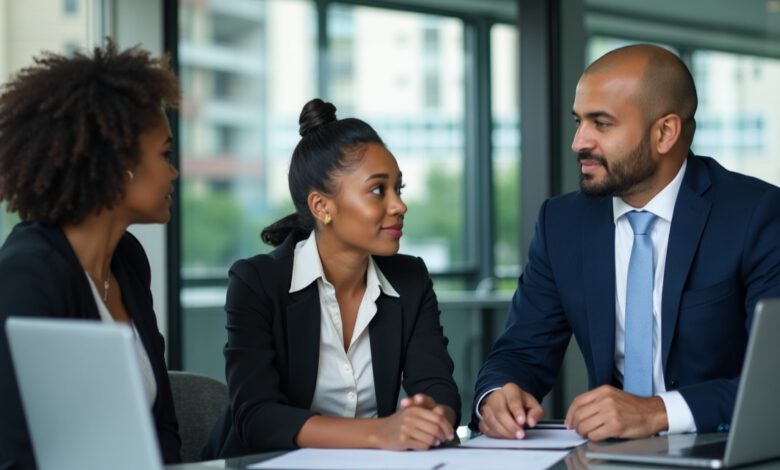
<box><xmin>203</xmin><ymin>233</ymin><xmax>461</xmax><ymax>459</ymax></box>
<box><xmin>0</xmin><ymin>222</ymin><xmax>181</xmax><ymax>469</ymax></box>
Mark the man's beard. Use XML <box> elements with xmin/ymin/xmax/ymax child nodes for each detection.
<box><xmin>579</xmin><ymin>132</ymin><xmax>657</xmax><ymax>198</ymax></box>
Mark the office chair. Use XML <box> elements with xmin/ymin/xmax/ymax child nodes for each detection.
<box><xmin>168</xmin><ymin>370</ymin><xmax>228</xmax><ymax>463</ymax></box>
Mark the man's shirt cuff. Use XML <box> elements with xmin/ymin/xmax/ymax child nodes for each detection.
<box><xmin>474</xmin><ymin>387</ymin><xmax>502</xmax><ymax>419</ymax></box>
<box><xmin>658</xmin><ymin>391</ymin><xmax>697</xmax><ymax>434</ymax></box>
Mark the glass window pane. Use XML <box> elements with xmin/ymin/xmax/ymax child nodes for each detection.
<box><xmin>692</xmin><ymin>51</ymin><xmax>780</xmax><ymax>186</ymax></box>
<box><xmin>0</xmin><ymin>1</ymin><xmax>94</xmax><ymax>240</ymax></box>
<box><xmin>179</xmin><ymin>0</ymin><xmax>316</xmax><ymax>377</ymax></box>
<box><xmin>491</xmin><ymin>23</ymin><xmax>520</xmax><ymax>282</ymax></box>
<box><xmin>327</xmin><ymin>4</ymin><xmax>466</xmax><ymax>273</ymax></box>
<box><xmin>179</xmin><ymin>0</ymin><xmax>316</xmax><ymax>273</ymax></box>
<box><xmin>587</xmin><ymin>36</ymin><xmax>676</xmax><ymax>65</ymax></box>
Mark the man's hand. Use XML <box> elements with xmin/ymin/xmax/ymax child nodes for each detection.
<box><xmin>564</xmin><ymin>385</ymin><xmax>669</xmax><ymax>441</ymax></box>
<box><xmin>478</xmin><ymin>383</ymin><xmax>544</xmax><ymax>439</ymax></box>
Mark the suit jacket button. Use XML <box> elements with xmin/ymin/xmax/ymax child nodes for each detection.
<box><xmin>669</xmin><ymin>379</ymin><xmax>679</xmax><ymax>389</ymax></box>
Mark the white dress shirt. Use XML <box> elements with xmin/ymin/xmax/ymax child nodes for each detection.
<box><xmin>85</xmin><ymin>272</ymin><xmax>157</xmax><ymax>407</ymax></box>
<box><xmin>613</xmin><ymin>159</ymin><xmax>696</xmax><ymax>434</ymax></box>
<box><xmin>289</xmin><ymin>231</ymin><xmax>399</xmax><ymax>418</ymax></box>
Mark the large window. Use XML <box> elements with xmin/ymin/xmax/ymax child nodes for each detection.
<box><xmin>491</xmin><ymin>24</ymin><xmax>521</xmax><ymax>282</ymax></box>
<box><xmin>692</xmin><ymin>50</ymin><xmax>780</xmax><ymax>185</ymax></box>
<box><xmin>179</xmin><ymin>0</ymin><xmax>315</xmax><ymax>276</ymax></box>
<box><xmin>327</xmin><ymin>5</ymin><xmax>466</xmax><ymax>273</ymax></box>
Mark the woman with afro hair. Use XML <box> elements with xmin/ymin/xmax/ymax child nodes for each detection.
<box><xmin>0</xmin><ymin>39</ymin><xmax>182</xmax><ymax>468</ymax></box>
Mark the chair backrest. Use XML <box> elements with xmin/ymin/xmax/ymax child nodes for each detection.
<box><xmin>168</xmin><ymin>371</ymin><xmax>228</xmax><ymax>463</ymax></box>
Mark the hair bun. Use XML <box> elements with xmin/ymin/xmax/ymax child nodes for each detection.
<box><xmin>298</xmin><ymin>98</ymin><xmax>337</xmax><ymax>137</ymax></box>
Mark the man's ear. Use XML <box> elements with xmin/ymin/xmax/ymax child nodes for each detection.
<box><xmin>654</xmin><ymin>113</ymin><xmax>682</xmax><ymax>155</ymax></box>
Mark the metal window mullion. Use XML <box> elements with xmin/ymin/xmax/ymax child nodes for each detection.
<box><xmin>317</xmin><ymin>0</ymin><xmax>329</xmax><ymax>99</ymax></box>
<box><xmin>163</xmin><ymin>0</ymin><xmax>182</xmax><ymax>370</ymax></box>
<box><xmin>463</xmin><ymin>19</ymin><xmax>494</xmax><ymax>289</ymax></box>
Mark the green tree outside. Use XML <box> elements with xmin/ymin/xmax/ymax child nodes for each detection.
<box><xmin>182</xmin><ymin>187</ymin><xmax>244</xmax><ymax>269</ymax></box>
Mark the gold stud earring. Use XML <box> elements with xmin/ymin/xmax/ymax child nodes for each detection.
<box><xmin>323</xmin><ymin>214</ymin><xmax>331</xmax><ymax>225</ymax></box>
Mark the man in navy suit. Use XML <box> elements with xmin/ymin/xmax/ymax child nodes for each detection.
<box><xmin>473</xmin><ymin>44</ymin><xmax>780</xmax><ymax>441</ymax></box>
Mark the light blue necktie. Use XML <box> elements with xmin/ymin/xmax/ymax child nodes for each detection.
<box><xmin>623</xmin><ymin>210</ymin><xmax>657</xmax><ymax>397</ymax></box>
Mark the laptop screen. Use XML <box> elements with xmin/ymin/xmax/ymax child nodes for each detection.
<box><xmin>5</xmin><ymin>317</ymin><xmax>163</xmax><ymax>470</ymax></box>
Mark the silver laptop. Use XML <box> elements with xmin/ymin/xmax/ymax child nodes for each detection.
<box><xmin>586</xmin><ymin>298</ymin><xmax>780</xmax><ymax>468</ymax></box>
<box><xmin>5</xmin><ymin>317</ymin><xmax>163</xmax><ymax>470</ymax></box>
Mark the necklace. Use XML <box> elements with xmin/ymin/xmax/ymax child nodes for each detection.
<box><xmin>100</xmin><ymin>278</ymin><xmax>110</xmax><ymax>302</ymax></box>
<box><xmin>88</xmin><ymin>272</ymin><xmax>110</xmax><ymax>302</ymax></box>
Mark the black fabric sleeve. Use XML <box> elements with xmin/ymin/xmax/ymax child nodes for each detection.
<box><xmin>0</xmin><ymin>251</ymin><xmax>65</xmax><ymax>469</ymax></box>
<box><xmin>400</xmin><ymin>258</ymin><xmax>461</xmax><ymax>425</ymax></box>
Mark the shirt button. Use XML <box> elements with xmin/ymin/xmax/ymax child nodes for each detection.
<box><xmin>347</xmin><ymin>391</ymin><xmax>355</xmax><ymax>400</ymax></box>
<box><xmin>343</xmin><ymin>363</ymin><xmax>351</xmax><ymax>371</ymax></box>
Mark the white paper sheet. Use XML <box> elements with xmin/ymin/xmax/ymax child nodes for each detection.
<box><xmin>460</xmin><ymin>429</ymin><xmax>586</xmax><ymax>449</ymax></box>
<box><xmin>248</xmin><ymin>449</ymin><xmax>441</xmax><ymax>469</ymax></box>
<box><xmin>433</xmin><ymin>448</ymin><xmax>568</xmax><ymax>470</ymax></box>
<box><xmin>249</xmin><ymin>448</ymin><xmax>569</xmax><ymax>470</ymax></box>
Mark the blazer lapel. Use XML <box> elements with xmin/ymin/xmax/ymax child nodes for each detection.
<box><xmin>285</xmin><ymin>284</ymin><xmax>321</xmax><ymax>408</ymax></box>
<box><xmin>582</xmin><ymin>196</ymin><xmax>617</xmax><ymax>386</ymax></box>
<box><xmin>661</xmin><ymin>156</ymin><xmax>712</xmax><ymax>370</ymax></box>
<box><xmin>369</xmin><ymin>294</ymin><xmax>402</xmax><ymax>417</ymax></box>
<box><xmin>41</xmin><ymin>224</ymin><xmax>101</xmax><ymax>320</ymax></box>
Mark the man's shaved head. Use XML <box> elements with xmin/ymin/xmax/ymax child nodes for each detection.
<box><xmin>584</xmin><ymin>44</ymin><xmax>698</xmax><ymax>144</ymax></box>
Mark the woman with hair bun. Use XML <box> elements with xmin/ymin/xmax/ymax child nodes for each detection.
<box><xmin>204</xmin><ymin>98</ymin><xmax>460</xmax><ymax>458</ymax></box>
<box><xmin>0</xmin><ymin>40</ymin><xmax>181</xmax><ymax>468</ymax></box>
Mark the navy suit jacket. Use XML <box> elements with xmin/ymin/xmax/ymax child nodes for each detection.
<box><xmin>474</xmin><ymin>155</ymin><xmax>780</xmax><ymax>432</ymax></box>
<box><xmin>202</xmin><ymin>233</ymin><xmax>460</xmax><ymax>459</ymax></box>
<box><xmin>0</xmin><ymin>223</ymin><xmax>181</xmax><ymax>469</ymax></box>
